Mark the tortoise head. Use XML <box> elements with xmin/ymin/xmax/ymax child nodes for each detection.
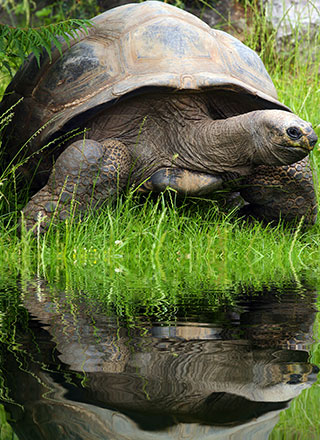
<box><xmin>252</xmin><ymin>110</ymin><xmax>317</xmax><ymax>166</ymax></box>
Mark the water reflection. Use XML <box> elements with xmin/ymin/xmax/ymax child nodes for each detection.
<box><xmin>1</xmin><ymin>282</ymin><xmax>319</xmax><ymax>439</ymax></box>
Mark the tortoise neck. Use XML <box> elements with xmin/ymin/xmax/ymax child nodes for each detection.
<box><xmin>192</xmin><ymin>112</ymin><xmax>258</xmax><ymax>175</ymax></box>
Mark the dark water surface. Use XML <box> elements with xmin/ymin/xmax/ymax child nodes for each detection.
<box><xmin>0</xmin><ymin>281</ymin><xmax>319</xmax><ymax>439</ymax></box>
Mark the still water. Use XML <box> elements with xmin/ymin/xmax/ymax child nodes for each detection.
<box><xmin>0</xmin><ymin>280</ymin><xmax>319</xmax><ymax>439</ymax></box>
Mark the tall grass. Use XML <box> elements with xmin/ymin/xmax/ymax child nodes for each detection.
<box><xmin>0</xmin><ymin>406</ymin><xmax>17</xmax><ymax>440</ymax></box>
<box><xmin>1</xmin><ymin>192</ymin><xmax>320</xmax><ymax>307</ymax></box>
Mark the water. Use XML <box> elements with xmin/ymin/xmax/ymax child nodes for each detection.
<box><xmin>0</xmin><ymin>280</ymin><xmax>319</xmax><ymax>439</ymax></box>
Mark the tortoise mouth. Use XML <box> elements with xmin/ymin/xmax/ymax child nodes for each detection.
<box><xmin>293</xmin><ymin>145</ymin><xmax>313</xmax><ymax>153</ymax></box>
<box><xmin>281</xmin><ymin>142</ymin><xmax>313</xmax><ymax>154</ymax></box>
<box><xmin>275</xmin><ymin>144</ymin><xmax>311</xmax><ymax>165</ymax></box>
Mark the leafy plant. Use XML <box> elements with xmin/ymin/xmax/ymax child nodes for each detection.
<box><xmin>0</xmin><ymin>18</ymin><xmax>92</xmax><ymax>75</ymax></box>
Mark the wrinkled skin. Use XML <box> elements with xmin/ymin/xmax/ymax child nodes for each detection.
<box><xmin>22</xmin><ymin>92</ymin><xmax>317</xmax><ymax>231</ymax></box>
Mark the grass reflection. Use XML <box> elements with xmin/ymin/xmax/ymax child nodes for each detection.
<box><xmin>270</xmin><ymin>306</ymin><xmax>320</xmax><ymax>439</ymax></box>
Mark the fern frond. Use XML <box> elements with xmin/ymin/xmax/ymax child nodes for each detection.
<box><xmin>0</xmin><ymin>19</ymin><xmax>92</xmax><ymax>74</ymax></box>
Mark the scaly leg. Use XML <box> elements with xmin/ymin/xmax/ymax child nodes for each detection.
<box><xmin>139</xmin><ymin>167</ymin><xmax>223</xmax><ymax>195</ymax></box>
<box><xmin>239</xmin><ymin>157</ymin><xmax>317</xmax><ymax>225</ymax></box>
<box><xmin>22</xmin><ymin>139</ymin><xmax>132</xmax><ymax>231</ymax></box>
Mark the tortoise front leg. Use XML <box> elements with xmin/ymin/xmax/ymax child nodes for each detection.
<box><xmin>139</xmin><ymin>167</ymin><xmax>223</xmax><ymax>196</ymax></box>
<box><xmin>239</xmin><ymin>157</ymin><xmax>317</xmax><ymax>225</ymax></box>
<box><xmin>22</xmin><ymin>139</ymin><xmax>132</xmax><ymax>231</ymax></box>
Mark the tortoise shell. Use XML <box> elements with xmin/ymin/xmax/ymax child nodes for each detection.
<box><xmin>2</xmin><ymin>0</ymin><xmax>288</xmax><ymax>153</ymax></box>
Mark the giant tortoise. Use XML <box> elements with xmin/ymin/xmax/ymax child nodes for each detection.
<box><xmin>1</xmin><ymin>0</ymin><xmax>318</xmax><ymax>229</ymax></box>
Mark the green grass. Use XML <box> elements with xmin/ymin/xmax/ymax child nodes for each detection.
<box><xmin>270</xmin><ymin>385</ymin><xmax>320</xmax><ymax>440</ymax></box>
<box><xmin>0</xmin><ymin>406</ymin><xmax>17</xmax><ymax>440</ymax></box>
<box><xmin>1</xmin><ymin>194</ymin><xmax>320</xmax><ymax>306</ymax></box>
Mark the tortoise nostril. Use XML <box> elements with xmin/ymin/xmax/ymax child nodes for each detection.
<box><xmin>308</xmin><ymin>134</ymin><xmax>318</xmax><ymax>147</ymax></box>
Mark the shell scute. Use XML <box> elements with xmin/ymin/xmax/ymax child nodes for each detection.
<box><xmin>213</xmin><ymin>30</ymin><xmax>275</xmax><ymax>95</ymax></box>
<box><xmin>36</xmin><ymin>40</ymin><xmax>121</xmax><ymax>111</ymax></box>
<box><xmin>44</xmin><ymin>43</ymin><xmax>101</xmax><ymax>91</ymax></box>
<box><xmin>132</xmin><ymin>19</ymin><xmax>212</xmax><ymax>60</ymax></box>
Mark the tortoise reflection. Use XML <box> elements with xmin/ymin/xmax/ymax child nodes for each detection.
<box><xmin>2</xmin><ymin>282</ymin><xmax>319</xmax><ymax>440</ymax></box>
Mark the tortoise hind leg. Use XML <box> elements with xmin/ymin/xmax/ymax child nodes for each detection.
<box><xmin>239</xmin><ymin>157</ymin><xmax>317</xmax><ymax>225</ymax></box>
<box><xmin>22</xmin><ymin>139</ymin><xmax>132</xmax><ymax>231</ymax></box>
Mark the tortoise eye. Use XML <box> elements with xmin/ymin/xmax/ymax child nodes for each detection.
<box><xmin>287</xmin><ymin>127</ymin><xmax>302</xmax><ymax>140</ymax></box>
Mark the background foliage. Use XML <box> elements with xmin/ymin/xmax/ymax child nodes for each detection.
<box><xmin>0</xmin><ymin>0</ymin><xmax>93</xmax><ymax>76</ymax></box>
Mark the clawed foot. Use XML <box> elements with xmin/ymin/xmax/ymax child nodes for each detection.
<box><xmin>21</xmin><ymin>186</ymin><xmax>75</xmax><ymax>233</ymax></box>
<box><xmin>20</xmin><ymin>138</ymin><xmax>132</xmax><ymax>233</ymax></box>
